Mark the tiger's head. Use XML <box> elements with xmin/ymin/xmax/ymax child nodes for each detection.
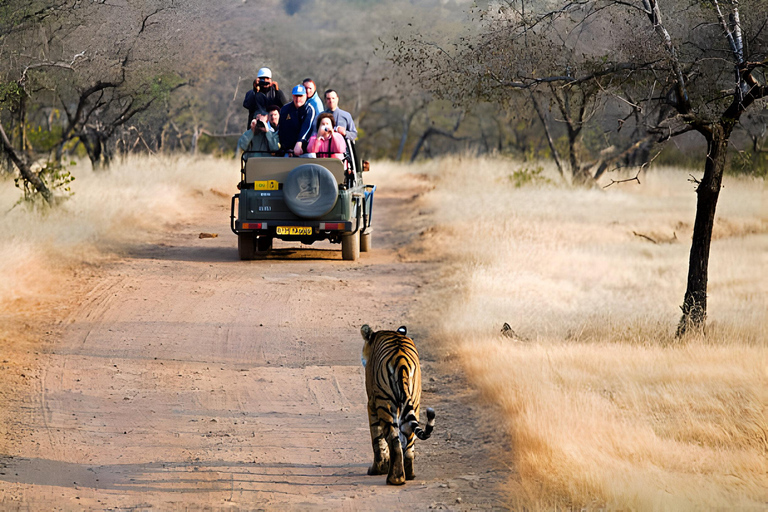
<box><xmin>360</xmin><ymin>324</ymin><xmax>408</xmax><ymax>367</ymax></box>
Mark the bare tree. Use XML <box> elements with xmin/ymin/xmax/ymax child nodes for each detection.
<box><xmin>390</xmin><ymin>0</ymin><xmax>768</xmax><ymax>335</ymax></box>
<box><xmin>0</xmin><ymin>0</ymin><xmax>198</xmax><ymax>196</ymax></box>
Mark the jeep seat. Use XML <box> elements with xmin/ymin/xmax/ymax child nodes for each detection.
<box><xmin>245</xmin><ymin>157</ymin><xmax>346</xmax><ymax>185</ymax></box>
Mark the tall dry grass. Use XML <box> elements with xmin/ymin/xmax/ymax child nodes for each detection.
<box><xmin>0</xmin><ymin>155</ymin><xmax>234</xmax><ymax>315</ymax></box>
<box><xmin>380</xmin><ymin>156</ymin><xmax>767</xmax><ymax>510</ymax></box>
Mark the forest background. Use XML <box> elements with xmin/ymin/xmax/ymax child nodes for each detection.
<box><xmin>2</xmin><ymin>0</ymin><xmax>766</xmax><ymax>178</ymax></box>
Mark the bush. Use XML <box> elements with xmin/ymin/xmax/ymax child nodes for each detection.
<box><xmin>509</xmin><ymin>164</ymin><xmax>552</xmax><ymax>188</ymax></box>
<box><xmin>730</xmin><ymin>150</ymin><xmax>768</xmax><ymax>178</ymax></box>
<box><xmin>13</xmin><ymin>160</ymin><xmax>75</xmax><ymax>207</ymax></box>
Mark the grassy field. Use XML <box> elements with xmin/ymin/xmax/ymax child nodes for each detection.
<box><xmin>0</xmin><ymin>155</ymin><xmax>233</xmax><ymax>316</ymax></box>
<box><xmin>382</xmin><ymin>156</ymin><xmax>767</xmax><ymax>510</ymax></box>
<box><xmin>2</xmin><ymin>155</ymin><xmax>766</xmax><ymax>509</ymax></box>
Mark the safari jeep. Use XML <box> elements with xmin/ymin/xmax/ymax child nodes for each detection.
<box><xmin>230</xmin><ymin>140</ymin><xmax>375</xmax><ymax>261</ymax></box>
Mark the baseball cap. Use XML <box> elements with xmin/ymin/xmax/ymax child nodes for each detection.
<box><xmin>257</xmin><ymin>67</ymin><xmax>272</xmax><ymax>79</ymax></box>
<box><xmin>291</xmin><ymin>84</ymin><xmax>306</xmax><ymax>96</ymax></box>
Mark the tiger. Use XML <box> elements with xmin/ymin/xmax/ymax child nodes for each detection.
<box><xmin>361</xmin><ymin>324</ymin><xmax>436</xmax><ymax>485</ymax></box>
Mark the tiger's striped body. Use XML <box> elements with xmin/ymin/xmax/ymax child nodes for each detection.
<box><xmin>361</xmin><ymin>324</ymin><xmax>435</xmax><ymax>485</ymax></box>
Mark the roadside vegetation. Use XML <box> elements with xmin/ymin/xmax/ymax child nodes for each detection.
<box><xmin>389</xmin><ymin>156</ymin><xmax>767</xmax><ymax>509</ymax></box>
<box><xmin>1</xmin><ymin>152</ymin><xmax>765</xmax><ymax>509</ymax></box>
<box><xmin>0</xmin><ymin>155</ymin><xmax>231</xmax><ymax>315</ymax></box>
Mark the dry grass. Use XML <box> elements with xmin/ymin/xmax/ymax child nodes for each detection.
<box><xmin>0</xmin><ymin>154</ymin><xmax>237</xmax><ymax>463</ymax></box>
<box><xmin>381</xmin><ymin>156</ymin><xmax>767</xmax><ymax>510</ymax></box>
<box><xmin>2</xmin><ymin>155</ymin><xmax>765</xmax><ymax>509</ymax></box>
<box><xmin>0</xmin><ymin>154</ymin><xmax>234</xmax><ymax>316</ymax></box>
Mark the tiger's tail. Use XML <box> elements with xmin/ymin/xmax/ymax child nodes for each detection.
<box><xmin>400</xmin><ymin>406</ymin><xmax>436</xmax><ymax>441</ymax></box>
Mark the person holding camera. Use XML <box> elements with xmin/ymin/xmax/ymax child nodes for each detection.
<box><xmin>243</xmin><ymin>67</ymin><xmax>287</xmax><ymax>128</ymax></box>
<box><xmin>306</xmin><ymin>113</ymin><xmax>346</xmax><ymax>160</ymax></box>
<box><xmin>237</xmin><ymin>111</ymin><xmax>280</xmax><ymax>159</ymax></box>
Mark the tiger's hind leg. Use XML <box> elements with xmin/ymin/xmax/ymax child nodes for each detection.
<box><xmin>367</xmin><ymin>408</ymin><xmax>389</xmax><ymax>476</ymax></box>
<box><xmin>385</xmin><ymin>424</ymin><xmax>406</xmax><ymax>485</ymax></box>
<box><xmin>404</xmin><ymin>444</ymin><xmax>416</xmax><ymax>480</ymax></box>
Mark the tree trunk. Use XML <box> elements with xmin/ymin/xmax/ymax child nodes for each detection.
<box><xmin>81</xmin><ymin>130</ymin><xmax>103</xmax><ymax>171</ymax></box>
<box><xmin>676</xmin><ymin>124</ymin><xmax>731</xmax><ymax>336</ymax></box>
<box><xmin>0</xmin><ymin>121</ymin><xmax>53</xmax><ymax>203</ymax></box>
<box><xmin>191</xmin><ymin>125</ymin><xmax>202</xmax><ymax>154</ymax></box>
<box><xmin>531</xmin><ymin>94</ymin><xmax>564</xmax><ymax>178</ymax></box>
<box><xmin>570</xmin><ymin>137</ymin><xmax>595</xmax><ymax>186</ymax></box>
<box><xmin>80</xmin><ymin>128</ymin><xmax>111</xmax><ymax>171</ymax></box>
<box><xmin>19</xmin><ymin>93</ymin><xmax>29</xmax><ymax>153</ymax></box>
<box><xmin>396</xmin><ymin>113</ymin><xmax>411</xmax><ymax>162</ymax></box>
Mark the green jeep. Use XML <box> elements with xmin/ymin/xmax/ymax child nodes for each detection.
<box><xmin>230</xmin><ymin>141</ymin><xmax>375</xmax><ymax>261</ymax></box>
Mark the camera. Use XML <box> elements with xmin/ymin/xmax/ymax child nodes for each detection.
<box><xmin>256</xmin><ymin>119</ymin><xmax>267</xmax><ymax>129</ymax></box>
<box><xmin>323</xmin><ymin>126</ymin><xmax>331</xmax><ymax>132</ymax></box>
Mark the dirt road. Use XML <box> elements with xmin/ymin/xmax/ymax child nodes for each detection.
<box><xmin>0</xmin><ymin>176</ymin><xmax>505</xmax><ymax>510</ymax></box>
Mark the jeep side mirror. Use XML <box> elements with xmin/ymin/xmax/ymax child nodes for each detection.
<box><xmin>362</xmin><ymin>160</ymin><xmax>370</xmax><ymax>172</ymax></box>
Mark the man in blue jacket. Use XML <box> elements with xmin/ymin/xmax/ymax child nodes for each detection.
<box><xmin>278</xmin><ymin>84</ymin><xmax>317</xmax><ymax>156</ymax></box>
<box><xmin>302</xmin><ymin>78</ymin><xmax>325</xmax><ymax>125</ymax></box>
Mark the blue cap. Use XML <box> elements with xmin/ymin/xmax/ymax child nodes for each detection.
<box><xmin>291</xmin><ymin>84</ymin><xmax>306</xmax><ymax>96</ymax></box>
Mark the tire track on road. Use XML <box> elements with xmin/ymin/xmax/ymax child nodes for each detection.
<box><xmin>1</xmin><ymin>175</ymin><xmax>505</xmax><ymax>510</ymax></box>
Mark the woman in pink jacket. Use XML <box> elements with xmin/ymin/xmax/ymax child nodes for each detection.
<box><xmin>307</xmin><ymin>113</ymin><xmax>347</xmax><ymax>160</ymax></box>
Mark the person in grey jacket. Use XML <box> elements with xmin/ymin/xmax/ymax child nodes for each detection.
<box><xmin>323</xmin><ymin>89</ymin><xmax>357</xmax><ymax>141</ymax></box>
<box><xmin>238</xmin><ymin>112</ymin><xmax>280</xmax><ymax>159</ymax></box>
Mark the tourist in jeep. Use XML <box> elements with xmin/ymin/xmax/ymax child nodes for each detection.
<box><xmin>243</xmin><ymin>67</ymin><xmax>287</xmax><ymax>128</ymax></box>
<box><xmin>303</xmin><ymin>78</ymin><xmax>324</xmax><ymax>126</ymax></box>
<box><xmin>238</xmin><ymin>112</ymin><xmax>280</xmax><ymax>159</ymax></box>
<box><xmin>278</xmin><ymin>84</ymin><xmax>317</xmax><ymax>157</ymax></box>
<box><xmin>267</xmin><ymin>104</ymin><xmax>280</xmax><ymax>131</ymax></box>
<box><xmin>307</xmin><ymin>113</ymin><xmax>346</xmax><ymax>160</ymax></box>
<box><xmin>323</xmin><ymin>89</ymin><xmax>357</xmax><ymax>141</ymax></box>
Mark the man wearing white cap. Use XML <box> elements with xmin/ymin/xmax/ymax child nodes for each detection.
<box><xmin>242</xmin><ymin>67</ymin><xmax>287</xmax><ymax>128</ymax></box>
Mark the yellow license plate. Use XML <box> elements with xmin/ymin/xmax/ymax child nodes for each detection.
<box><xmin>253</xmin><ymin>180</ymin><xmax>278</xmax><ymax>190</ymax></box>
<box><xmin>276</xmin><ymin>226</ymin><xmax>312</xmax><ymax>235</ymax></box>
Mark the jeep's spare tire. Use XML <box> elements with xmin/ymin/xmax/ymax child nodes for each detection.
<box><xmin>283</xmin><ymin>163</ymin><xmax>338</xmax><ymax>218</ymax></box>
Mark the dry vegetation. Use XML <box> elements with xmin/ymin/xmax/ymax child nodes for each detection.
<box><xmin>1</xmin><ymin>155</ymin><xmax>765</xmax><ymax>509</ymax></box>
<box><xmin>384</xmin><ymin>157</ymin><xmax>768</xmax><ymax>509</ymax></box>
<box><xmin>0</xmin><ymin>155</ymin><xmax>238</xmax><ymax>463</ymax></box>
<box><xmin>0</xmin><ymin>155</ymin><xmax>234</xmax><ymax>316</ymax></box>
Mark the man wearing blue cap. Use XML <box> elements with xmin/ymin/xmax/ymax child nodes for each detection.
<box><xmin>278</xmin><ymin>84</ymin><xmax>317</xmax><ymax>156</ymax></box>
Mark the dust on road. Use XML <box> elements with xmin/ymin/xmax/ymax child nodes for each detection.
<box><xmin>0</xmin><ymin>175</ymin><xmax>506</xmax><ymax>510</ymax></box>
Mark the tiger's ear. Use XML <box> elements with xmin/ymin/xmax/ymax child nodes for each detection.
<box><xmin>361</xmin><ymin>324</ymin><xmax>374</xmax><ymax>342</ymax></box>
<box><xmin>397</xmin><ymin>326</ymin><xmax>407</xmax><ymax>335</ymax></box>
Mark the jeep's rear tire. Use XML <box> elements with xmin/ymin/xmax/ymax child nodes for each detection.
<box><xmin>341</xmin><ymin>231</ymin><xmax>360</xmax><ymax>261</ymax></box>
<box><xmin>360</xmin><ymin>231</ymin><xmax>371</xmax><ymax>252</ymax></box>
<box><xmin>238</xmin><ymin>233</ymin><xmax>256</xmax><ymax>260</ymax></box>
<box><xmin>256</xmin><ymin>236</ymin><xmax>273</xmax><ymax>253</ymax></box>
<box><xmin>283</xmin><ymin>164</ymin><xmax>338</xmax><ymax>218</ymax></box>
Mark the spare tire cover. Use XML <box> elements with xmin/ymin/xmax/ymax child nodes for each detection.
<box><xmin>283</xmin><ymin>163</ymin><xmax>338</xmax><ymax>218</ymax></box>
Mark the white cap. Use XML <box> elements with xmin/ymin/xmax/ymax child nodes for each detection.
<box><xmin>257</xmin><ymin>67</ymin><xmax>272</xmax><ymax>79</ymax></box>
